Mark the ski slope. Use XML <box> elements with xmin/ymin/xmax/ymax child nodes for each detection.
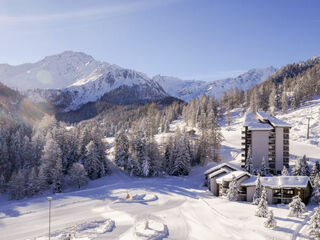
<box><xmin>1</xmin><ymin>103</ymin><xmax>320</xmax><ymax>240</ymax></box>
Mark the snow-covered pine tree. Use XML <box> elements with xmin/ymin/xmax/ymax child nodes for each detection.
<box><xmin>314</xmin><ymin>174</ymin><xmax>320</xmax><ymax>188</ymax></box>
<box><xmin>316</xmin><ymin>161</ymin><xmax>320</xmax><ymax>172</ymax></box>
<box><xmin>311</xmin><ymin>163</ymin><xmax>318</xmax><ymax>185</ymax></box>
<box><xmin>244</xmin><ymin>146</ymin><xmax>253</xmax><ymax>174</ymax></box>
<box><xmin>269</xmin><ymin>86</ymin><xmax>277</xmax><ymax>115</ymax></box>
<box><xmin>134</xmin><ymin>131</ymin><xmax>147</xmax><ymax>176</ymax></box>
<box><xmin>26</xmin><ymin>167</ymin><xmax>40</xmax><ymax>197</ymax></box>
<box><xmin>141</xmin><ymin>155</ymin><xmax>151</xmax><ymax>177</ymax></box>
<box><xmin>227</xmin><ymin>175</ymin><xmax>238</xmax><ymax>201</ymax></box>
<box><xmin>288</xmin><ymin>194</ymin><xmax>306</xmax><ymax>217</ymax></box>
<box><xmin>68</xmin><ymin>162</ymin><xmax>88</xmax><ymax>189</ymax></box>
<box><xmin>292</xmin><ymin>159</ymin><xmax>302</xmax><ymax>176</ymax></box>
<box><xmin>255</xmin><ymin>187</ymin><xmax>268</xmax><ymax>218</ymax></box>
<box><xmin>253</xmin><ymin>174</ymin><xmax>262</xmax><ymax>205</ymax></box>
<box><xmin>281</xmin><ymin>91</ymin><xmax>288</xmax><ymax>114</ymax></box>
<box><xmin>281</xmin><ymin>166</ymin><xmax>289</xmax><ymax>176</ymax></box>
<box><xmin>8</xmin><ymin>170</ymin><xmax>26</xmax><ymax>200</ymax></box>
<box><xmin>39</xmin><ymin>134</ymin><xmax>63</xmax><ymax>189</ymax></box>
<box><xmin>51</xmin><ymin>158</ymin><xmax>64</xmax><ymax>193</ymax></box>
<box><xmin>169</xmin><ymin>130</ymin><xmax>191</xmax><ymax>176</ymax></box>
<box><xmin>301</xmin><ymin>155</ymin><xmax>310</xmax><ymax>176</ymax></box>
<box><xmin>249</xmin><ymin>88</ymin><xmax>258</xmax><ymax>113</ymax></box>
<box><xmin>83</xmin><ymin>140</ymin><xmax>102</xmax><ymax>180</ymax></box>
<box><xmin>264</xmin><ymin>210</ymin><xmax>277</xmax><ymax>229</ymax></box>
<box><xmin>312</xmin><ymin>173</ymin><xmax>320</xmax><ymax>204</ymax></box>
<box><xmin>114</xmin><ymin>131</ymin><xmax>129</xmax><ymax>169</ymax></box>
<box><xmin>309</xmin><ymin>207</ymin><xmax>320</xmax><ymax>239</ymax></box>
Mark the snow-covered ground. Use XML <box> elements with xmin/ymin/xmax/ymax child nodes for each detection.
<box><xmin>1</xmin><ymin>103</ymin><xmax>320</xmax><ymax>240</ymax></box>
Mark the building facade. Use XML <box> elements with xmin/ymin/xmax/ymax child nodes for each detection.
<box><xmin>205</xmin><ymin>163</ymin><xmax>311</xmax><ymax>204</ymax></box>
<box><xmin>241</xmin><ymin>112</ymin><xmax>291</xmax><ymax>174</ymax></box>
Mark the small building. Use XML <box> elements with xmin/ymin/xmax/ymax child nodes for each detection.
<box><xmin>206</xmin><ymin>163</ymin><xmax>312</xmax><ymax>204</ymax></box>
<box><xmin>242</xmin><ymin>175</ymin><xmax>311</xmax><ymax>204</ymax></box>
<box><xmin>242</xmin><ymin>112</ymin><xmax>291</xmax><ymax>174</ymax></box>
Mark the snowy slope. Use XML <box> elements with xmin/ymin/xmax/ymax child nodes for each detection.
<box><xmin>154</xmin><ymin>66</ymin><xmax>277</xmax><ymax>101</ymax></box>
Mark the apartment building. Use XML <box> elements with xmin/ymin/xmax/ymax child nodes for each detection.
<box><xmin>241</xmin><ymin>112</ymin><xmax>291</xmax><ymax>174</ymax></box>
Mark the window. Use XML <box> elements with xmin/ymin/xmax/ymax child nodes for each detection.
<box><xmin>283</xmin><ymin>189</ymin><xmax>294</xmax><ymax>195</ymax></box>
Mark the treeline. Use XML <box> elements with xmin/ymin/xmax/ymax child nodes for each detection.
<box><xmin>218</xmin><ymin>57</ymin><xmax>320</xmax><ymax>115</ymax></box>
<box><xmin>0</xmin><ymin>97</ymin><xmax>223</xmax><ymax>199</ymax></box>
<box><xmin>114</xmin><ymin>96</ymin><xmax>223</xmax><ymax>176</ymax></box>
<box><xmin>0</xmin><ymin>116</ymin><xmax>110</xmax><ymax>199</ymax></box>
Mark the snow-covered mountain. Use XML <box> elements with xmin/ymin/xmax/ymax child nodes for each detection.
<box><xmin>0</xmin><ymin>51</ymin><xmax>102</xmax><ymax>90</ymax></box>
<box><xmin>154</xmin><ymin>67</ymin><xmax>277</xmax><ymax>101</ymax></box>
<box><xmin>25</xmin><ymin>66</ymin><xmax>168</xmax><ymax>112</ymax></box>
<box><xmin>2</xmin><ymin>51</ymin><xmax>168</xmax><ymax>112</ymax></box>
<box><xmin>0</xmin><ymin>51</ymin><xmax>276</xmax><ymax>112</ymax></box>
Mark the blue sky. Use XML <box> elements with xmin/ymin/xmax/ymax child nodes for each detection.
<box><xmin>0</xmin><ymin>0</ymin><xmax>319</xmax><ymax>80</ymax></box>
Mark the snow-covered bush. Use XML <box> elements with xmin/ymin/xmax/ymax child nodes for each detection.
<box><xmin>255</xmin><ymin>187</ymin><xmax>268</xmax><ymax>218</ymax></box>
<box><xmin>288</xmin><ymin>194</ymin><xmax>306</xmax><ymax>217</ymax></box>
<box><xmin>227</xmin><ymin>176</ymin><xmax>238</xmax><ymax>201</ymax></box>
<box><xmin>264</xmin><ymin>210</ymin><xmax>277</xmax><ymax>229</ymax></box>
<box><xmin>309</xmin><ymin>207</ymin><xmax>320</xmax><ymax>239</ymax></box>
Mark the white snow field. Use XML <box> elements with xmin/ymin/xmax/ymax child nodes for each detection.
<box><xmin>1</xmin><ymin>101</ymin><xmax>320</xmax><ymax>240</ymax></box>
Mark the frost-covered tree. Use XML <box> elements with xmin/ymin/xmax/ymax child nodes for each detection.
<box><xmin>312</xmin><ymin>174</ymin><xmax>320</xmax><ymax>204</ymax></box>
<box><xmin>269</xmin><ymin>86</ymin><xmax>277</xmax><ymax>115</ymax></box>
<box><xmin>253</xmin><ymin>174</ymin><xmax>262</xmax><ymax>205</ymax></box>
<box><xmin>26</xmin><ymin>167</ymin><xmax>40</xmax><ymax>196</ymax></box>
<box><xmin>301</xmin><ymin>155</ymin><xmax>310</xmax><ymax>176</ymax></box>
<box><xmin>288</xmin><ymin>194</ymin><xmax>306</xmax><ymax>217</ymax></box>
<box><xmin>309</xmin><ymin>207</ymin><xmax>320</xmax><ymax>239</ymax></box>
<box><xmin>281</xmin><ymin>91</ymin><xmax>288</xmax><ymax>114</ymax></box>
<box><xmin>68</xmin><ymin>163</ymin><xmax>88</xmax><ymax>189</ymax></box>
<box><xmin>244</xmin><ymin>146</ymin><xmax>253</xmax><ymax>174</ymax></box>
<box><xmin>311</xmin><ymin>163</ymin><xmax>318</xmax><ymax>184</ymax></box>
<box><xmin>114</xmin><ymin>131</ymin><xmax>129</xmax><ymax>169</ymax></box>
<box><xmin>264</xmin><ymin>210</ymin><xmax>277</xmax><ymax>229</ymax></box>
<box><xmin>316</xmin><ymin>161</ymin><xmax>320</xmax><ymax>172</ymax></box>
<box><xmin>281</xmin><ymin>166</ymin><xmax>289</xmax><ymax>176</ymax></box>
<box><xmin>227</xmin><ymin>176</ymin><xmax>238</xmax><ymax>201</ymax></box>
<box><xmin>8</xmin><ymin>170</ymin><xmax>25</xmax><ymax>200</ymax></box>
<box><xmin>169</xmin><ymin>131</ymin><xmax>191</xmax><ymax>176</ymax></box>
<box><xmin>141</xmin><ymin>155</ymin><xmax>151</xmax><ymax>177</ymax></box>
<box><xmin>292</xmin><ymin>159</ymin><xmax>302</xmax><ymax>176</ymax></box>
<box><xmin>51</xmin><ymin>158</ymin><xmax>63</xmax><ymax>193</ymax></box>
<box><xmin>314</xmin><ymin>174</ymin><xmax>320</xmax><ymax>188</ymax></box>
<box><xmin>83</xmin><ymin>141</ymin><xmax>102</xmax><ymax>180</ymax></box>
<box><xmin>39</xmin><ymin>134</ymin><xmax>63</xmax><ymax>190</ymax></box>
<box><xmin>255</xmin><ymin>187</ymin><xmax>268</xmax><ymax>218</ymax></box>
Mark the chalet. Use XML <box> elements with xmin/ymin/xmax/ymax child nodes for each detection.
<box><xmin>206</xmin><ymin>163</ymin><xmax>311</xmax><ymax>204</ymax></box>
<box><xmin>242</xmin><ymin>112</ymin><xmax>291</xmax><ymax>174</ymax></box>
